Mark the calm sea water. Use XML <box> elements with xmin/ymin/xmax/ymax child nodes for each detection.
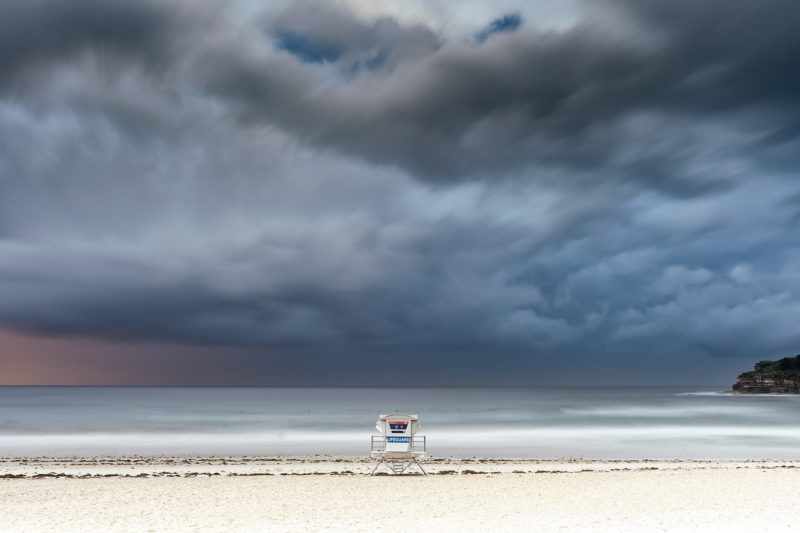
<box><xmin>1</xmin><ymin>387</ymin><xmax>800</xmax><ymax>459</ymax></box>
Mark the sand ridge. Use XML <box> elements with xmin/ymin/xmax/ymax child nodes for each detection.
<box><xmin>1</xmin><ymin>455</ymin><xmax>799</xmax><ymax>478</ymax></box>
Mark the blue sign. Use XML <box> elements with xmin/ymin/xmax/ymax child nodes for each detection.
<box><xmin>387</xmin><ymin>436</ymin><xmax>411</xmax><ymax>443</ymax></box>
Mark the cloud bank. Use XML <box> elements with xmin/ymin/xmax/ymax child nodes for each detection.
<box><xmin>1</xmin><ymin>0</ymin><xmax>799</xmax><ymax>384</ymax></box>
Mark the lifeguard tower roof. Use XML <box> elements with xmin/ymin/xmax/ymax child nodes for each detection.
<box><xmin>375</xmin><ymin>413</ymin><xmax>419</xmax><ymax>428</ymax></box>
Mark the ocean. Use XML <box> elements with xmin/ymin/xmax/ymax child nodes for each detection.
<box><xmin>1</xmin><ymin>386</ymin><xmax>800</xmax><ymax>459</ymax></box>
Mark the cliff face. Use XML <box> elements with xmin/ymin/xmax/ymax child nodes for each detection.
<box><xmin>732</xmin><ymin>355</ymin><xmax>800</xmax><ymax>393</ymax></box>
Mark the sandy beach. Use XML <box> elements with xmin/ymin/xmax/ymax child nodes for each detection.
<box><xmin>2</xmin><ymin>457</ymin><xmax>798</xmax><ymax>532</ymax></box>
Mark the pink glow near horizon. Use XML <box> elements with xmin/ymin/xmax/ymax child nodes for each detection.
<box><xmin>0</xmin><ymin>329</ymin><xmax>239</xmax><ymax>385</ymax></box>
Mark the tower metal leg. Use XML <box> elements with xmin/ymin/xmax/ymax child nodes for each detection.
<box><xmin>370</xmin><ymin>457</ymin><xmax>427</xmax><ymax>476</ymax></box>
<box><xmin>370</xmin><ymin>457</ymin><xmax>385</xmax><ymax>476</ymax></box>
<box><xmin>413</xmin><ymin>458</ymin><xmax>428</xmax><ymax>476</ymax></box>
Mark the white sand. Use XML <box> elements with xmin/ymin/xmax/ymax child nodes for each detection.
<box><xmin>2</xmin><ymin>457</ymin><xmax>798</xmax><ymax>532</ymax></box>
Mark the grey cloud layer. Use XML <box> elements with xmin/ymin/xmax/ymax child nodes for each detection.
<box><xmin>5</xmin><ymin>0</ymin><xmax>799</xmax><ymax>184</ymax></box>
<box><xmin>1</xmin><ymin>0</ymin><xmax>800</xmax><ymax>383</ymax></box>
<box><xmin>206</xmin><ymin>0</ymin><xmax>800</xmax><ymax>185</ymax></box>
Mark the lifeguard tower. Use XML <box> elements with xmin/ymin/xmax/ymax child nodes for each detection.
<box><xmin>370</xmin><ymin>413</ymin><xmax>427</xmax><ymax>476</ymax></box>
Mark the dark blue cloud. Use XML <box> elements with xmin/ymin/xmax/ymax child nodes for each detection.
<box><xmin>475</xmin><ymin>13</ymin><xmax>522</xmax><ymax>43</ymax></box>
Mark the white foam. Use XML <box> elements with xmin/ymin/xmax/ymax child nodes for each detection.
<box><xmin>3</xmin><ymin>425</ymin><xmax>800</xmax><ymax>459</ymax></box>
<box><xmin>560</xmin><ymin>404</ymin><xmax>769</xmax><ymax>417</ymax></box>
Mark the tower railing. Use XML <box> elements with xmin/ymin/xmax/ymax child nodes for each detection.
<box><xmin>371</xmin><ymin>435</ymin><xmax>426</xmax><ymax>453</ymax></box>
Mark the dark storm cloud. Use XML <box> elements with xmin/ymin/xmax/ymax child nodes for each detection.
<box><xmin>4</xmin><ymin>0</ymin><xmax>797</xmax><ymax>187</ymax></box>
<box><xmin>620</xmin><ymin>0</ymin><xmax>800</xmax><ymax>109</ymax></box>
<box><xmin>2</xmin><ymin>0</ymin><xmax>800</xmax><ymax>385</ymax></box>
<box><xmin>197</xmin><ymin>0</ymin><xmax>800</xmax><ymax>189</ymax></box>
<box><xmin>0</xmin><ymin>207</ymin><xmax>550</xmax><ymax>350</ymax></box>
<box><xmin>0</xmin><ymin>0</ymin><xmax>172</xmax><ymax>86</ymax></box>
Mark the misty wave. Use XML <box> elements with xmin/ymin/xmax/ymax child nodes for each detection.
<box><xmin>0</xmin><ymin>431</ymin><xmax>366</xmax><ymax>457</ymax></box>
<box><xmin>3</xmin><ymin>425</ymin><xmax>800</xmax><ymax>459</ymax></box>
<box><xmin>674</xmin><ymin>391</ymin><xmax>731</xmax><ymax>396</ymax></box>
<box><xmin>559</xmin><ymin>404</ymin><xmax>771</xmax><ymax>417</ymax></box>
<box><xmin>3</xmin><ymin>386</ymin><xmax>800</xmax><ymax>459</ymax></box>
<box><xmin>675</xmin><ymin>391</ymin><xmax>800</xmax><ymax>398</ymax></box>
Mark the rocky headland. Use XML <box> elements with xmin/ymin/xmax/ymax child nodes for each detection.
<box><xmin>732</xmin><ymin>355</ymin><xmax>800</xmax><ymax>393</ymax></box>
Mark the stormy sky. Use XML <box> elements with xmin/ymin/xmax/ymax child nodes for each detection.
<box><xmin>1</xmin><ymin>0</ymin><xmax>799</xmax><ymax>385</ymax></box>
